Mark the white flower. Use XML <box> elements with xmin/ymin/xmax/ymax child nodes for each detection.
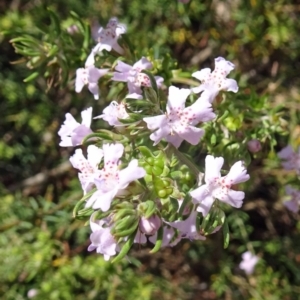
<box><xmin>85</xmin><ymin>143</ymin><xmax>146</xmax><ymax>211</ymax></box>
<box><xmin>134</xmin><ymin>229</ymin><xmax>147</xmax><ymax>244</ymax></box>
<box><xmin>283</xmin><ymin>186</ymin><xmax>300</xmax><ymax>213</ymax></box>
<box><xmin>239</xmin><ymin>251</ymin><xmax>259</xmax><ymax>275</ymax></box>
<box><xmin>27</xmin><ymin>289</ymin><xmax>39</xmax><ymax>298</ymax></box>
<box><xmin>69</xmin><ymin>145</ymin><xmax>103</xmax><ymax>194</ymax></box>
<box><xmin>75</xmin><ymin>66</ymin><xmax>109</xmax><ymax>100</ymax></box>
<box><xmin>86</xmin><ymin>17</ymin><xmax>126</xmax><ymax>65</ymax></box>
<box><xmin>94</xmin><ymin>101</ymin><xmax>129</xmax><ymax>126</ymax></box>
<box><xmin>167</xmin><ymin>210</ymin><xmax>206</xmax><ymax>241</ymax></box>
<box><xmin>149</xmin><ymin>226</ymin><xmax>180</xmax><ymax>247</ymax></box>
<box><xmin>143</xmin><ymin>86</ymin><xmax>215</xmax><ymax>148</ymax></box>
<box><xmin>192</xmin><ymin>57</ymin><xmax>238</xmax><ymax>103</ymax></box>
<box><xmin>278</xmin><ymin>145</ymin><xmax>300</xmax><ymax>174</ymax></box>
<box><xmin>190</xmin><ymin>155</ymin><xmax>250</xmax><ymax>216</ymax></box>
<box><xmin>88</xmin><ymin>217</ymin><xmax>120</xmax><ymax>261</ymax></box>
<box><xmin>58</xmin><ymin>107</ymin><xmax>93</xmax><ymax>147</ymax></box>
<box><xmin>112</xmin><ymin>57</ymin><xmax>164</xmax><ymax>98</ymax></box>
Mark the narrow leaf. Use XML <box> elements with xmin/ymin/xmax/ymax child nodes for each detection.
<box><xmin>111</xmin><ymin>232</ymin><xmax>136</xmax><ymax>263</ymax></box>
<box><xmin>150</xmin><ymin>226</ymin><xmax>163</xmax><ymax>253</ymax></box>
<box><xmin>223</xmin><ymin>218</ymin><xmax>230</xmax><ymax>249</ymax></box>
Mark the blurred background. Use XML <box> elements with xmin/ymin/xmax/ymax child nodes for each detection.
<box><xmin>1</xmin><ymin>0</ymin><xmax>300</xmax><ymax>299</ymax></box>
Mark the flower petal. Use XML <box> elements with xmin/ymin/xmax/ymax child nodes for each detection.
<box><xmin>75</xmin><ymin>68</ymin><xmax>86</xmax><ymax>93</ymax></box>
<box><xmin>133</xmin><ymin>57</ymin><xmax>152</xmax><ymax>70</ymax></box>
<box><xmin>220</xmin><ymin>189</ymin><xmax>245</xmax><ymax>208</ymax></box>
<box><xmin>143</xmin><ymin>115</ymin><xmax>167</xmax><ymax>130</ymax></box>
<box><xmin>167</xmin><ymin>86</ymin><xmax>190</xmax><ymax>111</ymax></box>
<box><xmin>81</xmin><ymin>107</ymin><xmax>93</xmax><ymax>128</ymax></box>
<box><xmin>225</xmin><ymin>161</ymin><xmax>250</xmax><ymax>185</ymax></box>
<box><xmin>177</xmin><ymin>126</ymin><xmax>204</xmax><ymax>145</ymax></box>
<box><xmin>118</xmin><ymin>159</ymin><xmax>146</xmax><ymax>189</ymax></box>
<box><xmin>103</xmin><ymin>143</ymin><xmax>124</xmax><ymax>164</ymax></box>
<box><xmin>204</xmin><ymin>155</ymin><xmax>224</xmax><ymax>183</ymax></box>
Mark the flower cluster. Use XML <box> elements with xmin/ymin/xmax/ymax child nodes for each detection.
<box><xmin>278</xmin><ymin>145</ymin><xmax>300</xmax><ymax>213</ymax></box>
<box><xmin>57</xmin><ymin>16</ymin><xmax>251</xmax><ymax>262</ymax></box>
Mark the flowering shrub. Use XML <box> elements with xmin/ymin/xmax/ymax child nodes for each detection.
<box><xmin>4</xmin><ymin>0</ymin><xmax>300</xmax><ymax>298</ymax></box>
<box><xmin>52</xmin><ymin>17</ymin><xmax>255</xmax><ymax>262</ymax></box>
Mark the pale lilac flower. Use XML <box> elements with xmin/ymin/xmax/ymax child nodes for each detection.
<box><xmin>87</xmin><ymin>17</ymin><xmax>126</xmax><ymax>65</ymax></box>
<box><xmin>94</xmin><ymin>101</ymin><xmax>129</xmax><ymax>126</ymax></box>
<box><xmin>88</xmin><ymin>217</ymin><xmax>120</xmax><ymax>261</ymax></box>
<box><xmin>167</xmin><ymin>210</ymin><xmax>206</xmax><ymax>241</ymax></box>
<box><xmin>112</xmin><ymin>57</ymin><xmax>164</xmax><ymax>98</ymax></box>
<box><xmin>247</xmin><ymin>139</ymin><xmax>262</xmax><ymax>153</ymax></box>
<box><xmin>139</xmin><ymin>215</ymin><xmax>162</xmax><ymax>235</ymax></box>
<box><xmin>190</xmin><ymin>155</ymin><xmax>250</xmax><ymax>216</ymax></box>
<box><xmin>58</xmin><ymin>107</ymin><xmax>93</xmax><ymax>147</ymax></box>
<box><xmin>239</xmin><ymin>251</ymin><xmax>259</xmax><ymax>275</ymax></box>
<box><xmin>134</xmin><ymin>229</ymin><xmax>147</xmax><ymax>244</ymax></box>
<box><xmin>75</xmin><ymin>66</ymin><xmax>109</xmax><ymax>100</ymax></box>
<box><xmin>70</xmin><ymin>145</ymin><xmax>103</xmax><ymax>194</ymax></box>
<box><xmin>283</xmin><ymin>186</ymin><xmax>300</xmax><ymax>213</ymax></box>
<box><xmin>27</xmin><ymin>289</ymin><xmax>39</xmax><ymax>298</ymax></box>
<box><xmin>192</xmin><ymin>57</ymin><xmax>238</xmax><ymax>103</ymax></box>
<box><xmin>149</xmin><ymin>226</ymin><xmax>180</xmax><ymax>247</ymax></box>
<box><xmin>278</xmin><ymin>145</ymin><xmax>300</xmax><ymax>174</ymax></box>
<box><xmin>125</xmin><ymin>93</ymin><xmax>143</xmax><ymax>100</ymax></box>
<box><xmin>143</xmin><ymin>86</ymin><xmax>215</xmax><ymax>148</ymax></box>
<box><xmin>85</xmin><ymin>143</ymin><xmax>146</xmax><ymax>211</ymax></box>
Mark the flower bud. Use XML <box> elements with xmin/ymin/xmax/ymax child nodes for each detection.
<box><xmin>247</xmin><ymin>139</ymin><xmax>262</xmax><ymax>153</ymax></box>
<box><xmin>139</xmin><ymin>215</ymin><xmax>161</xmax><ymax>235</ymax></box>
<box><xmin>67</xmin><ymin>24</ymin><xmax>79</xmax><ymax>34</ymax></box>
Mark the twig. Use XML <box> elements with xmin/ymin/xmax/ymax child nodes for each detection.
<box><xmin>7</xmin><ymin>161</ymin><xmax>72</xmax><ymax>192</ymax></box>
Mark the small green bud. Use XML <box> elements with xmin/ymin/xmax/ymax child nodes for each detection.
<box><xmin>144</xmin><ymin>165</ymin><xmax>152</xmax><ymax>174</ymax></box>
<box><xmin>152</xmin><ymin>165</ymin><xmax>163</xmax><ymax>176</ymax></box>
<box><xmin>165</xmin><ymin>188</ymin><xmax>173</xmax><ymax>195</ymax></box>
<box><xmin>184</xmin><ymin>172</ymin><xmax>193</xmax><ymax>183</ymax></box>
<box><xmin>153</xmin><ymin>177</ymin><xmax>165</xmax><ymax>190</ymax></box>
<box><xmin>162</xmin><ymin>179</ymin><xmax>170</xmax><ymax>188</ymax></box>
<box><xmin>146</xmin><ymin>157</ymin><xmax>154</xmax><ymax>165</ymax></box>
<box><xmin>158</xmin><ymin>189</ymin><xmax>167</xmax><ymax>198</ymax></box>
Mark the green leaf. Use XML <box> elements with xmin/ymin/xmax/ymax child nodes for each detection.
<box><xmin>23</xmin><ymin>72</ymin><xmax>39</xmax><ymax>83</ymax></box>
<box><xmin>223</xmin><ymin>218</ymin><xmax>230</xmax><ymax>249</ymax></box>
<box><xmin>82</xmin><ymin>130</ymin><xmax>123</xmax><ymax>144</ymax></box>
<box><xmin>111</xmin><ymin>232</ymin><xmax>136</xmax><ymax>263</ymax></box>
<box><xmin>143</xmin><ymin>87</ymin><xmax>158</xmax><ymax>105</ymax></box>
<box><xmin>178</xmin><ymin>194</ymin><xmax>190</xmax><ymax>216</ymax></box>
<box><xmin>137</xmin><ymin>146</ymin><xmax>154</xmax><ymax>158</ymax></box>
<box><xmin>47</xmin><ymin>8</ymin><xmax>61</xmax><ymax>36</ymax></box>
<box><xmin>150</xmin><ymin>225</ymin><xmax>163</xmax><ymax>253</ymax></box>
<box><xmin>73</xmin><ymin>188</ymin><xmax>96</xmax><ymax>218</ymax></box>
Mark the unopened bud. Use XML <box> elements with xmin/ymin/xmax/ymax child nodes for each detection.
<box><xmin>67</xmin><ymin>24</ymin><xmax>79</xmax><ymax>34</ymax></box>
<box><xmin>247</xmin><ymin>139</ymin><xmax>262</xmax><ymax>153</ymax></box>
<box><xmin>139</xmin><ymin>215</ymin><xmax>161</xmax><ymax>235</ymax></box>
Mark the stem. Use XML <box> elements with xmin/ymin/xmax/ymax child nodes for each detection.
<box><xmin>165</xmin><ymin>143</ymin><xmax>203</xmax><ymax>184</ymax></box>
<box><xmin>235</xmin><ymin>217</ymin><xmax>255</xmax><ymax>254</ymax></box>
